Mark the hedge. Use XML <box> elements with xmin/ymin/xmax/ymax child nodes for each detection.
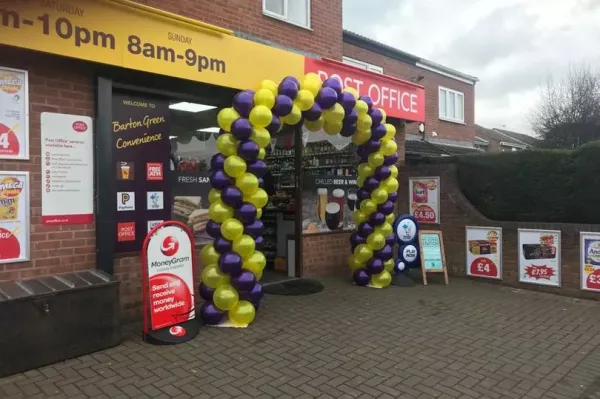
<box><xmin>453</xmin><ymin>141</ymin><xmax>600</xmax><ymax>224</ymax></box>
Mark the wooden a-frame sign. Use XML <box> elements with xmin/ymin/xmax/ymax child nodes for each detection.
<box><xmin>418</xmin><ymin>230</ymin><xmax>449</xmax><ymax>286</ymax></box>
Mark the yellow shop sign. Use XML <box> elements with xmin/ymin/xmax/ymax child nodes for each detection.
<box><xmin>0</xmin><ymin>0</ymin><xmax>304</xmax><ymax>89</ymax></box>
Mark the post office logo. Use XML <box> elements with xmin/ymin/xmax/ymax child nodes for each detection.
<box><xmin>146</xmin><ymin>162</ymin><xmax>164</xmax><ymax>181</ymax></box>
<box><xmin>117</xmin><ymin>222</ymin><xmax>136</xmax><ymax>242</ymax></box>
<box><xmin>117</xmin><ymin>192</ymin><xmax>135</xmax><ymax>211</ymax></box>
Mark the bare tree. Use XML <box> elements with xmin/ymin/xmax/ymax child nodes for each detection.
<box><xmin>530</xmin><ymin>64</ymin><xmax>600</xmax><ymax>149</ymax></box>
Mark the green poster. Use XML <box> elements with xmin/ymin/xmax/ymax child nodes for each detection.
<box><xmin>420</xmin><ymin>233</ymin><xmax>443</xmax><ymax>270</ymax></box>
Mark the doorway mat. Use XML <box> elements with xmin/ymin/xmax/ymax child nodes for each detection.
<box><xmin>263</xmin><ymin>279</ymin><xmax>324</xmax><ymax>296</ymax></box>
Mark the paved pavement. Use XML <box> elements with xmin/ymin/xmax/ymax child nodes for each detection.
<box><xmin>1</xmin><ymin>277</ymin><xmax>600</xmax><ymax>399</ymax></box>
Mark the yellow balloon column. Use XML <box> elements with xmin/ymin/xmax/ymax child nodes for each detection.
<box><xmin>199</xmin><ymin>73</ymin><xmax>399</xmax><ymax>327</ymax></box>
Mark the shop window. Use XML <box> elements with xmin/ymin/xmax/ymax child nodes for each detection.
<box><xmin>263</xmin><ymin>0</ymin><xmax>311</xmax><ymax>29</ymax></box>
<box><xmin>342</xmin><ymin>56</ymin><xmax>384</xmax><ymax>74</ymax></box>
<box><xmin>439</xmin><ymin>87</ymin><xmax>465</xmax><ymax>123</ymax></box>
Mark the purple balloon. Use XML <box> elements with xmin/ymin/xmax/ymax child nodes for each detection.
<box><xmin>349</xmin><ymin>232</ymin><xmax>366</xmax><ymax>249</ymax></box>
<box><xmin>211</xmin><ymin>153</ymin><xmax>225</xmax><ymax>171</ymax></box>
<box><xmin>247</xmin><ymin>160</ymin><xmax>267</xmax><ymax>178</ymax></box>
<box><xmin>366</xmin><ymin>258</ymin><xmax>385</xmax><ymax>275</ymax></box>
<box><xmin>219</xmin><ymin>252</ymin><xmax>243</xmax><ymax>275</ymax></box>
<box><xmin>272</xmin><ymin>95</ymin><xmax>294</xmax><ymax>117</ymax></box>
<box><xmin>338</xmin><ymin>91</ymin><xmax>356</xmax><ymax>113</ymax></box>
<box><xmin>369</xmin><ymin>108</ymin><xmax>384</xmax><ymax>126</ymax></box>
<box><xmin>232</xmin><ymin>270</ymin><xmax>257</xmax><ymax>292</ymax></box>
<box><xmin>206</xmin><ymin>221</ymin><xmax>222</xmax><ymax>238</ymax></box>
<box><xmin>236</xmin><ymin>203</ymin><xmax>258</xmax><ymax>224</ymax></box>
<box><xmin>254</xmin><ymin>235</ymin><xmax>265</xmax><ymax>250</ymax></box>
<box><xmin>353</xmin><ymin>269</ymin><xmax>370</xmax><ymax>286</ymax></box>
<box><xmin>238</xmin><ymin>140</ymin><xmax>260</xmax><ymax>162</ymax></box>
<box><xmin>283</xmin><ymin>76</ymin><xmax>300</xmax><ymax>87</ymax></box>
<box><xmin>358</xmin><ymin>222</ymin><xmax>374</xmax><ymax>237</ymax></box>
<box><xmin>303</xmin><ymin>102</ymin><xmax>322</xmax><ymax>121</ymax></box>
<box><xmin>244</xmin><ymin>220</ymin><xmax>264</xmax><ymax>237</ymax></box>
<box><xmin>253</xmin><ymin>300</ymin><xmax>261</xmax><ymax>311</ymax></box>
<box><xmin>316</xmin><ymin>87</ymin><xmax>338</xmax><ymax>110</ymax></box>
<box><xmin>364</xmin><ymin>139</ymin><xmax>381</xmax><ymax>154</ymax></box>
<box><xmin>344</xmin><ymin>109</ymin><xmax>358</xmax><ymax>125</ymax></box>
<box><xmin>267</xmin><ymin>115</ymin><xmax>281</xmax><ymax>134</ymax></box>
<box><xmin>340</xmin><ymin>120</ymin><xmax>356</xmax><ymax>137</ymax></box>
<box><xmin>356</xmin><ymin>146</ymin><xmax>368</xmax><ymax>160</ymax></box>
<box><xmin>278</xmin><ymin>79</ymin><xmax>299</xmax><ymax>100</ymax></box>
<box><xmin>370</xmin><ymin>212</ymin><xmax>386</xmax><ymax>226</ymax></box>
<box><xmin>375</xmin><ymin>166</ymin><xmax>391</xmax><ymax>180</ymax></box>
<box><xmin>233</xmin><ymin>90</ymin><xmax>255</xmax><ymax>118</ymax></box>
<box><xmin>378</xmin><ymin>200</ymin><xmax>394</xmax><ymax>215</ymax></box>
<box><xmin>323</xmin><ymin>77</ymin><xmax>342</xmax><ymax>94</ymax></box>
<box><xmin>364</xmin><ymin>177</ymin><xmax>379</xmax><ymax>192</ymax></box>
<box><xmin>357</xmin><ymin>189</ymin><xmax>371</xmax><ymax>202</ymax></box>
<box><xmin>201</xmin><ymin>302</ymin><xmax>225</xmax><ymax>326</ymax></box>
<box><xmin>385</xmin><ymin>233</ymin><xmax>396</xmax><ymax>247</ymax></box>
<box><xmin>384</xmin><ymin>153</ymin><xmax>399</xmax><ymax>166</ymax></box>
<box><xmin>231</xmin><ymin>118</ymin><xmax>253</xmax><ymax>141</ymax></box>
<box><xmin>240</xmin><ymin>282</ymin><xmax>264</xmax><ymax>302</ymax></box>
<box><xmin>371</xmin><ymin>124</ymin><xmax>387</xmax><ymax>140</ymax></box>
<box><xmin>258</xmin><ymin>177</ymin><xmax>264</xmax><ymax>188</ymax></box>
<box><xmin>199</xmin><ymin>283</ymin><xmax>215</xmax><ymax>301</ymax></box>
<box><xmin>214</xmin><ymin>237</ymin><xmax>233</xmax><ymax>254</ymax></box>
<box><xmin>388</xmin><ymin>191</ymin><xmax>398</xmax><ymax>203</ymax></box>
<box><xmin>210</xmin><ymin>170</ymin><xmax>232</xmax><ymax>190</ymax></box>
<box><xmin>374</xmin><ymin>245</ymin><xmax>393</xmax><ymax>261</ymax></box>
<box><xmin>221</xmin><ymin>186</ymin><xmax>243</xmax><ymax>208</ymax></box>
<box><xmin>359</xmin><ymin>95</ymin><xmax>373</xmax><ymax>112</ymax></box>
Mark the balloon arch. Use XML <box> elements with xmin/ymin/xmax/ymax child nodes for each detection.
<box><xmin>199</xmin><ymin>73</ymin><xmax>400</xmax><ymax>327</ymax></box>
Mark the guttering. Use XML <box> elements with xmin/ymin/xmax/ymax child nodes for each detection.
<box><xmin>416</xmin><ymin>60</ymin><xmax>479</xmax><ymax>85</ymax></box>
<box><xmin>500</xmin><ymin>141</ymin><xmax>527</xmax><ymax>150</ymax></box>
<box><xmin>342</xmin><ymin>30</ymin><xmax>420</xmax><ymax>65</ymax></box>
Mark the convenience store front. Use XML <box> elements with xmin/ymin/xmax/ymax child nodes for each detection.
<box><xmin>0</xmin><ymin>0</ymin><xmax>425</xmax><ymax>317</ymax></box>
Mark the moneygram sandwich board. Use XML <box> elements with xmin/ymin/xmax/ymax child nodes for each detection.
<box><xmin>141</xmin><ymin>220</ymin><xmax>199</xmax><ymax>345</ymax></box>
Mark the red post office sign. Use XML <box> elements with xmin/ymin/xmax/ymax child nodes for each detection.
<box><xmin>304</xmin><ymin>57</ymin><xmax>425</xmax><ymax>122</ymax></box>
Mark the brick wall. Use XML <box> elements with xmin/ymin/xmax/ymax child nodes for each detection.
<box><xmin>398</xmin><ymin>162</ymin><xmax>600</xmax><ymax>300</ymax></box>
<box><xmin>135</xmin><ymin>0</ymin><xmax>343</xmax><ymax>59</ymax></box>
<box><xmin>343</xmin><ymin>43</ymin><xmax>476</xmax><ymax>144</ymax></box>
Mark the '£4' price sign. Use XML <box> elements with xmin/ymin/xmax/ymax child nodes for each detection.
<box><xmin>0</xmin><ymin>123</ymin><xmax>19</xmax><ymax>156</ymax></box>
<box><xmin>469</xmin><ymin>257</ymin><xmax>498</xmax><ymax>279</ymax></box>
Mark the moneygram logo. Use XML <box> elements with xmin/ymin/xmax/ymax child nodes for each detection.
<box><xmin>0</xmin><ymin>73</ymin><xmax>22</xmax><ymax>94</ymax></box>
<box><xmin>161</xmin><ymin>236</ymin><xmax>179</xmax><ymax>257</ymax></box>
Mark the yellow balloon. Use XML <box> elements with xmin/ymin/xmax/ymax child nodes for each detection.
<box><xmin>323</xmin><ymin>103</ymin><xmax>345</xmax><ymax>124</ymax></box>
<box><xmin>367</xmin><ymin>232</ymin><xmax>386</xmax><ymax>251</ymax></box>
<box><xmin>354</xmin><ymin>99</ymin><xmax>369</xmax><ymax>115</ymax></box>
<box><xmin>381</xmin><ymin>140</ymin><xmax>398</xmax><ymax>157</ymax></box>
<box><xmin>258</xmin><ymin>148</ymin><xmax>266</xmax><ymax>160</ymax></box>
<box><xmin>249</xmin><ymin>105</ymin><xmax>273</xmax><ymax>128</ymax></box>
<box><xmin>371</xmin><ymin>270</ymin><xmax>392</xmax><ymax>288</ymax></box>
<box><xmin>221</xmin><ymin>218</ymin><xmax>244</xmax><ymax>241</ymax></box>
<box><xmin>357</xmin><ymin>176</ymin><xmax>365</xmax><ymax>188</ymax></box>
<box><xmin>217</xmin><ymin>107</ymin><xmax>240</xmax><ymax>132</ymax></box>
<box><xmin>294</xmin><ymin>89</ymin><xmax>315</xmax><ymax>112</ymax></box>
<box><xmin>216</xmin><ymin>133</ymin><xmax>238</xmax><ymax>157</ymax></box>
<box><xmin>380</xmin><ymin>108</ymin><xmax>387</xmax><ymax>123</ymax></box>
<box><xmin>353</xmin><ymin>210</ymin><xmax>368</xmax><ymax>225</ymax></box>
<box><xmin>390</xmin><ymin>165</ymin><xmax>398</xmax><ymax>179</ymax></box>
<box><xmin>351</xmin><ymin>129</ymin><xmax>371</xmax><ymax>145</ymax></box>
<box><xmin>376</xmin><ymin>223</ymin><xmax>393</xmax><ymax>238</ymax></box>
<box><xmin>360</xmin><ymin>199</ymin><xmax>377</xmax><ymax>215</ymax></box>
<box><xmin>201</xmin><ymin>264</ymin><xmax>228</xmax><ymax>289</ymax></box>
<box><xmin>371</xmin><ymin>187</ymin><xmax>388</xmax><ymax>205</ymax></box>
<box><xmin>256</xmin><ymin>79</ymin><xmax>278</xmax><ymax>96</ymax></box>
<box><xmin>224</xmin><ymin>155</ymin><xmax>247</xmax><ymax>179</ymax></box>
<box><xmin>343</xmin><ymin>87</ymin><xmax>359</xmax><ymax>100</ymax></box>
<box><xmin>209</xmin><ymin>189</ymin><xmax>221</xmax><ymax>205</ymax></box>
<box><xmin>323</xmin><ymin>121</ymin><xmax>342</xmax><ymax>135</ymax></box>
<box><xmin>228</xmin><ymin>300</ymin><xmax>256</xmax><ymax>326</ymax></box>
<box><xmin>354</xmin><ymin>244</ymin><xmax>373</xmax><ymax>263</ymax></box>
<box><xmin>357</xmin><ymin>114</ymin><xmax>373</xmax><ymax>131</ymax></box>
<box><xmin>383</xmin><ymin>177</ymin><xmax>399</xmax><ymax>194</ymax></box>
<box><xmin>280</xmin><ymin>104</ymin><xmax>302</xmax><ymax>125</ymax></box>
<box><xmin>251</xmin><ymin>127</ymin><xmax>271</xmax><ymax>148</ymax></box>
<box><xmin>305</xmin><ymin>117</ymin><xmax>324</xmax><ymax>132</ymax></box>
<box><xmin>386</xmin><ymin>214</ymin><xmax>395</xmax><ymax>225</ymax></box>
<box><xmin>233</xmin><ymin>234</ymin><xmax>256</xmax><ymax>258</ymax></box>
<box><xmin>384</xmin><ymin>259</ymin><xmax>395</xmax><ymax>273</ymax></box>
<box><xmin>242</xmin><ymin>251</ymin><xmax>266</xmax><ymax>277</ymax></box>
<box><xmin>348</xmin><ymin>255</ymin><xmax>364</xmax><ymax>271</ymax></box>
<box><xmin>209</xmin><ymin>202</ymin><xmax>234</xmax><ymax>223</ymax></box>
<box><xmin>213</xmin><ymin>284</ymin><xmax>239</xmax><ymax>311</ymax></box>
<box><xmin>301</xmin><ymin>73</ymin><xmax>323</xmax><ymax>97</ymax></box>
<box><xmin>246</xmin><ymin>188</ymin><xmax>268</xmax><ymax>209</ymax></box>
<box><xmin>236</xmin><ymin>173</ymin><xmax>259</xmax><ymax>196</ymax></box>
<box><xmin>200</xmin><ymin>244</ymin><xmax>220</xmax><ymax>265</ymax></box>
<box><xmin>358</xmin><ymin>163</ymin><xmax>374</xmax><ymax>178</ymax></box>
<box><xmin>383</xmin><ymin>123</ymin><xmax>397</xmax><ymax>141</ymax></box>
<box><xmin>368</xmin><ymin>152</ymin><xmax>385</xmax><ymax>168</ymax></box>
<box><xmin>254</xmin><ymin>88</ymin><xmax>275</xmax><ymax>109</ymax></box>
<box><xmin>256</xmin><ymin>208</ymin><xmax>263</xmax><ymax>219</ymax></box>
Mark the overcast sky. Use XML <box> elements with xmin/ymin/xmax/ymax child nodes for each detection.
<box><xmin>343</xmin><ymin>0</ymin><xmax>600</xmax><ymax>135</ymax></box>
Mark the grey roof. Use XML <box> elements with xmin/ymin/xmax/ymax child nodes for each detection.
<box><xmin>492</xmin><ymin>128</ymin><xmax>541</xmax><ymax>147</ymax></box>
<box><xmin>475</xmin><ymin>125</ymin><xmax>529</xmax><ymax>147</ymax></box>
<box><xmin>405</xmin><ymin>139</ymin><xmax>481</xmax><ymax>157</ymax></box>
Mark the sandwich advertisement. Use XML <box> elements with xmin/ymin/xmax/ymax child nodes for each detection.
<box><xmin>112</xmin><ymin>93</ymin><xmax>171</xmax><ymax>252</ymax></box>
<box><xmin>169</xmin><ymin>172</ymin><xmax>212</xmax><ymax>247</ymax></box>
<box><xmin>518</xmin><ymin>229</ymin><xmax>561</xmax><ymax>287</ymax></box>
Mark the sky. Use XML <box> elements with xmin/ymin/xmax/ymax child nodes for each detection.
<box><xmin>343</xmin><ymin>0</ymin><xmax>600</xmax><ymax>135</ymax></box>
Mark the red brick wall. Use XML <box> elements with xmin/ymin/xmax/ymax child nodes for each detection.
<box><xmin>343</xmin><ymin>43</ymin><xmax>476</xmax><ymax>143</ymax></box>
<box><xmin>135</xmin><ymin>0</ymin><xmax>343</xmax><ymax>59</ymax></box>
<box><xmin>398</xmin><ymin>162</ymin><xmax>600</xmax><ymax>300</ymax></box>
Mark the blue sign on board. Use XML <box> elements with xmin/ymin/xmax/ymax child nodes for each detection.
<box><xmin>420</xmin><ymin>233</ymin><xmax>444</xmax><ymax>270</ymax></box>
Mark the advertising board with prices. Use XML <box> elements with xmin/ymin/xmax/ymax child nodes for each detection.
<box><xmin>0</xmin><ymin>171</ymin><xmax>30</xmax><ymax>264</ymax></box>
<box><xmin>465</xmin><ymin>227</ymin><xmax>502</xmax><ymax>280</ymax></box>
<box><xmin>518</xmin><ymin>229</ymin><xmax>561</xmax><ymax>287</ymax></box>
<box><xmin>0</xmin><ymin>66</ymin><xmax>28</xmax><ymax>160</ymax></box>
<box><xmin>409</xmin><ymin>177</ymin><xmax>440</xmax><ymax>224</ymax></box>
<box><xmin>580</xmin><ymin>232</ymin><xmax>600</xmax><ymax>292</ymax></box>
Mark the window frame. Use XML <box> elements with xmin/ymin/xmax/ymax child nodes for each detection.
<box><xmin>342</xmin><ymin>56</ymin><xmax>384</xmax><ymax>74</ymax></box>
<box><xmin>262</xmin><ymin>0</ymin><xmax>312</xmax><ymax>30</ymax></box>
<box><xmin>438</xmin><ymin>86</ymin><xmax>465</xmax><ymax>124</ymax></box>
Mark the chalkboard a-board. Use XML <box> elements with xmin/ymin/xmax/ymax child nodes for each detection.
<box><xmin>418</xmin><ymin>230</ymin><xmax>449</xmax><ymax>285</ymax></box>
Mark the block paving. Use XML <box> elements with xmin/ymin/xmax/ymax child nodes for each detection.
<box><xmin>1</xmin><ymin>277</ymin><xmax>600</xmax><ymax>398</ymax></box>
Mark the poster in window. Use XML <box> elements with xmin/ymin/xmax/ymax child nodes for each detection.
<box><xmin>408</xmin><ymin>176</ymin><xmax>440</xmax><ymax>224</ymax></box>
<box><xmin>0</xmin><ymin>66</ymin><xmax>29</xmax><ymax>160</ymax></box>
<box><xmin>518</xmin><ymin>229</ymin><xmax>561</xmax><ymax>287</ymax></box>
<box><xmin>580</xmin><ymin>232</ymin><xmax>600</xmax><ymax>292</ymax></box>
<box><xmin>0</xmin><ymin>171</ymin><xmax>30</xmax><ymax>264</ymax></box>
